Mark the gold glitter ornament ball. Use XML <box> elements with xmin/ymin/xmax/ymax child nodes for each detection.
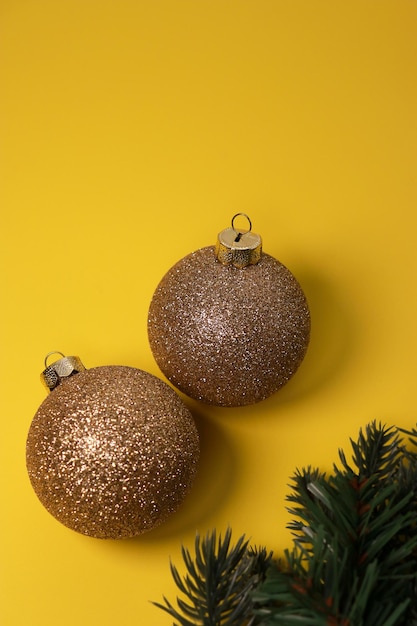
<box><xmin>26</xmin><ymin>363</ymin><xmax>199</xmax><ymax>539</ymax></box>
<box><xmin>148</xmin><ymin>216</ymin><xmax>311</xmax><ymax>407</ymax></box>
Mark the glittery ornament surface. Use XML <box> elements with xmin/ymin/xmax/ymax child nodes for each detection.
<box><xmin>26</xmin><ymin>366</ymin><xmax>199</xmax><ymax>539</ymax></box>
<box><xmin>148</xmin><ymin>246</ymin><xmax>310</xmax><ymax>407</ymax></box>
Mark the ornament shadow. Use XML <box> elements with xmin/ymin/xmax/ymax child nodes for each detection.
<box><xmin>119</xmin><ymin>269</ymin><xmax>354</xmax><ymax>543</ymax></box>
<box><xmin>201</xmin><ymin>267</ymin><xmax>358</xmax><ymax>420</ymax></box>
<box><xmin>136</xmin><ymin>407</ymin><xmax>241</xmax><ymax>543</ymax></box>
<box><xmin>264</xmin><ymin>267</ymin><xmax>358</xmax><ymax>408</ymax></box>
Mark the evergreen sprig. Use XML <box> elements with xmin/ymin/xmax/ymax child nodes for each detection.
<box><xmin>154</xmin><ymin>527</ymin><xmax>272</xmax><ymax>626</ymax></box>
<box><xmin>156</xmin><ymin>421</ymin><xmax>417</xmax><ymax>625</ymax></box>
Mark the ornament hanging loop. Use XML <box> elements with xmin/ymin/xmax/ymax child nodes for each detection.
<box><xmin>231</xmin><ymin>213</ymin><xmax>252</xmax><ymax>242</ymax></box>
<box><xmin>41</xmin><ymin>352</ymin><xmax>86</xmax><ymax>392</ymax></box>
<box><xmin>44</xmin><ymin>351</ymin><xmax>66</xmax><ymax>368</ymax></box>
<box><xmin>216</xmin><ymin>214</ymin><xmax>262</xmax><ymax>268</ymax></box>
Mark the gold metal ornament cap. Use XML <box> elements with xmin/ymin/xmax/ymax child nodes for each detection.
<box><xmin>41</xmin><ymin>351</ymin><xmax>86</xmax><ymax>392</ymax></box>
<box><xmin>215</xmin><ymin>213</ymin><xmax>262</xmax><ymax>268</ymax></box>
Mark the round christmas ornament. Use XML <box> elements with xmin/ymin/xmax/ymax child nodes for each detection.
<box><xmin>26</xmin><ymin>352</ymin><xmax>200</xmax><ymax>539</ymax></box>
<box><xmin>148</xmin><ymin>214</ymin><xmax>311</xmax><ymax>407</ymax></box>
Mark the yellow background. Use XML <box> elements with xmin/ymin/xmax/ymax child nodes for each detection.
<box><xmin>1</xmin><ymin>1</ymin><xmax>416</xmax><ymax>624</ymax></box>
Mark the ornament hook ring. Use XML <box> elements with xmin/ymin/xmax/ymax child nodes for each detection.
<box><xmin>231</xmin><ymin>213</ymin><xmax>252</xmax><ymax>242</ymax></box>
<box><xmin>44</xmin><ymin>351</ymin><xmax>66</xmax><ymax>368</ymax></box>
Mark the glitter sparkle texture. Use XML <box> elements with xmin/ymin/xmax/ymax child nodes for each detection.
<box><xmin>26</xmin><ymin>366</ymin><xmax>200</xmax><ymax>539</ymax></box>
<box><xmin>148</xmin><ymin>246</ymin><xmax>311</xmax><ymax>407</ymax></box>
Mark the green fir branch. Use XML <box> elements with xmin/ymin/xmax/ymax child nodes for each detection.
<box><xmin>255</xmin><ymin>421</ymin><xmax>417</xmax><ymax>625</ymax></box>
<box><xmin>156</xmin><ymin>421</ymin><xmax>417</xmax><ymax>625</ymax></box>
<box><xmin>339</xmin><ymin>422</ymin><xmax>402</xmax><ymax>479</ymax></box>
<box><xmin>153</xmin><ymin>528</ymin><xmax>272</xmax><ymax>626</ymax></box>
